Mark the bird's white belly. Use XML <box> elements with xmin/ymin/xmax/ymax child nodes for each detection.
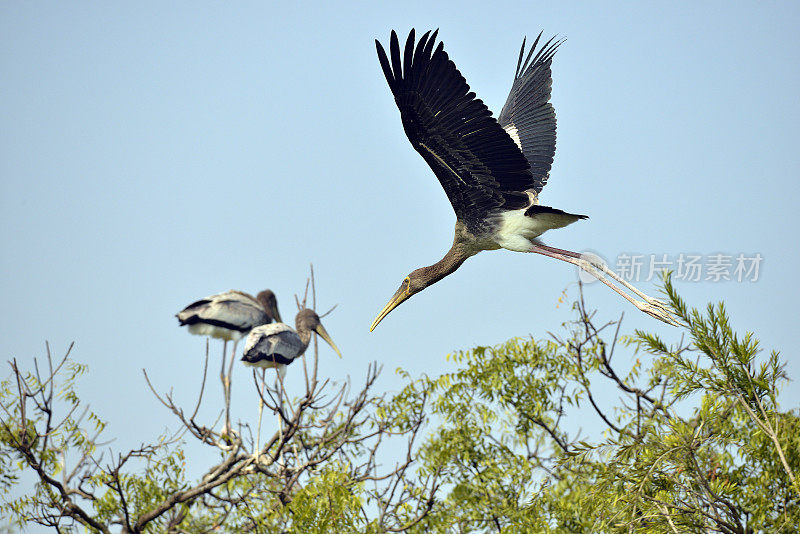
<box><xmin>494</xmin><ymin>209</ymin><xmax>553</xmax><ymax>252</ymax></box>
<box><xmin>242</xmin><ymin>359</ymin><xmax>279</xmax><ymax>369</ymax></box>
<box><xmin>242</xmin><ymin>359</ymin><xmax>287</xmax><ymax>379</ymax></box>
<box><xmin>187</xmin><ymin>323</ymin><xmax>245</xmax><ymax>341</ymax></box>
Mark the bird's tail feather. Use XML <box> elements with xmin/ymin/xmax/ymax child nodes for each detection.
<box><xmin>525</xmin><ymin>205</ymin><xmax>588</xmax><ymax>229</ymax></box>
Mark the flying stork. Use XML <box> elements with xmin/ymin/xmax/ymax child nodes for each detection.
<box><xmin>370</xmin><ymin>29</ymin><xmax>678</xmax><ymax>330</ymax></box>
<box><xmin>241</xmin><ymin>308</ymin><xmax>341</xmax><ymax>379</ymax></box>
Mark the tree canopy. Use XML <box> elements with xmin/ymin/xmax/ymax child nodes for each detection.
<box><xmin>2</xmin><ymin>279</ymin><xmax>798</xmax><ymax>533</ymax></box>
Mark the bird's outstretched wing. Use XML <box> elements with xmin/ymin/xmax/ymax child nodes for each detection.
<box><xmin>498</xmin><ymin>33</ymin><xmax>562</xmax><ymax>195</ymax></box>
<box><xmin>376</xmin><ymin>29</ymin><xmax>536</xmax><ymax>233</ymax></box>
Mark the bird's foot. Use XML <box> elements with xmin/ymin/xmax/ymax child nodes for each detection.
<box><xmin>218</xmin><ymin>424</ymin><xmax>239</xmax><ymax>446</ymax></box>
<box><xmin>634</xmin><ymin>298</ymin><xmax>682</xmax><ymax>327</ymax></box>
<box><xmin>643</xmin><ymin>294</ymin><xmax>671</xmax><ymax>311</ymax></box>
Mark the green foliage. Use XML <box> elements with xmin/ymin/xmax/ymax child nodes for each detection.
<box><xmin>280</xmin><ymin>464</ymin><xmax>365</xmax><ymax>532</ymax></box>
<box><xmin>387</xmin><ymin>279</ymin><xmax>799</xmax><ymax>533</ymax></box>
<box><xmin>0</xmin><ymin>349</ymin><xmax>106</xmax><ymax>531</ymax></box>
<box><xmin>92</xmin><ymin>442</ymin><xmax>192</xmax><ymax>531</ymax></box>
<box><xmin>2</xmin><ymin>283</ymin><xmax>797</xmax><ymax>533</ymax></box>
<box><xmin>0</xmin><ymin>350</ymin><xmax>433</xmax><ymax>532</ymax></box>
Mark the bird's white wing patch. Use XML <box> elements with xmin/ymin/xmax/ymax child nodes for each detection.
<box><xmin>244</xmin><ymin>323</ymin><xmax>293</xmax><ymax>353</ymax></box>
<box><xmin>503</xmin><ymin>123</ymin><xmax>522</xmax><ymax>150</ymax></box>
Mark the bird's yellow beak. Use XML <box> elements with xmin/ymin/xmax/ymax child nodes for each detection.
<box><xmin>314</xmin><ymin>324</ymin><xmax>341</xmax><ymax>358</ymax></box>
<box><xmin>370</xmin><ymin>278</ymin><xmax>412</xmax><ymax>332</ymax></box>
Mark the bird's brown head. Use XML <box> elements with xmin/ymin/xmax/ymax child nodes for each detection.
<box><xmin>370</xmin><ymin>270</ymin><xmax>428</xmax><ymax>332</ymax></box>
<box><xmin>296</xmin><ymin>308</ymin><xmax>341</xmax><ymax>358</ymax></box>
<box><xmin>370</xmin><ymin>243</ymin><xmax>470</xmax><ymax>331</ymax></box>
<box><xmin>256</xmin><ymin>289</ymin><xmax>282</xmax><ymax>323</ymax></box>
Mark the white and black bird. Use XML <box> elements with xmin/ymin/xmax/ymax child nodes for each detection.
<box><xmin>177</xmin><ymin>289</ymin><xmax>283</xmax><ymax>428</ymax></box>
<box><xmin>176</xmin><ymin>289</ymin><xmax>282</xmax><ymax>342</ymax></box>
<box><xmin>370</xmin><ymin>29</ymin><xmax>678</xmax><ymax>330</ymax></box>
<box><xmin>241</xmin><ymin>309</ymin><xmax>341</xmax><ymax>379</ymax></box>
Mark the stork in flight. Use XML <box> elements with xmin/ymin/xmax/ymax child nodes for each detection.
<box><xmin>370</xmin><ymin>29</ymin><xmax>679</xmax><ymax>331</ymax></box>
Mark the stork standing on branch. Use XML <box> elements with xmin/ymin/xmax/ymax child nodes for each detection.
<box><xmin>241</xmin><ymin>308</ymin><xmax>341</xmax><ymax>379</ymax></box>
<box><xmin>177</xmin><ymin>289</ymin><xmax>282</xmax><ymax>430</ymax></box>
<box><xmin>241</xmin><ymin>307</ymin><xmax>341</xmax><ymax>455</ymax></box>
<box><xmin>370</xmin><ymin>29</ymin><xmax>679</xmax><ymax>330</ymax></box>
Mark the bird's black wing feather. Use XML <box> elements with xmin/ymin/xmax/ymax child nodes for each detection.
<box><xmin>497</xmin><ymin>33</ymin><xmax>562</xmax><ymax>194</ymax></box>
<box><xmin>376</xmin><ymin>30</ymin><xmax>536</xmax><ymax>233</ymax></box>
<box><xmin>176</xmin><ymin>298</ymin><xmax>211</xmax><ymax>325</ymax></box>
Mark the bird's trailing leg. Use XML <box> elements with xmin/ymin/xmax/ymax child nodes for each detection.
<box><xmin>528</xmin><ymin>244</ymin><xmax>680</xmax><ymax>326</ymax></box>
<box><xmin>535</xmin><ymin>244</ymin><xmax>671</xmax><ymax>307</ymax></box>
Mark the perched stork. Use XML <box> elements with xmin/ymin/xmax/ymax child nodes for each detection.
<box><xmin>176</xmin><ymin>289</ymin><xmax>282</xmax><ymax>342</ymax></box>
<box><xmin>241</xmin><ymin>309</ymin><xmax>341</xmax><ymax>379</ymax></box>
<box><xmin>370</xmin><ymin>29</ymin><xmax>678</xmax><ymax>330</ymax></box>
<box><xmin>177</xmin><ymin>289</ymin><xmax>282</xmax><ymax>429</ymax></box>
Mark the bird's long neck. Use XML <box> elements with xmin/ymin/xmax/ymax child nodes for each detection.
<box><xmin>295</xmin><ymin>321</ymin><xmax>313</xmax><ymax>351</ymax></box>
<box><xmin>418</xmin><ymin>242</ymin><xmax>473</xmax><ymax>289</ymax></box>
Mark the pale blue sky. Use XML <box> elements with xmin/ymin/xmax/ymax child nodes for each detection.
<box><xmin>2</xmin><ymin>1</ymin><xmax>799</xmax><ymax>524</ymax></box>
